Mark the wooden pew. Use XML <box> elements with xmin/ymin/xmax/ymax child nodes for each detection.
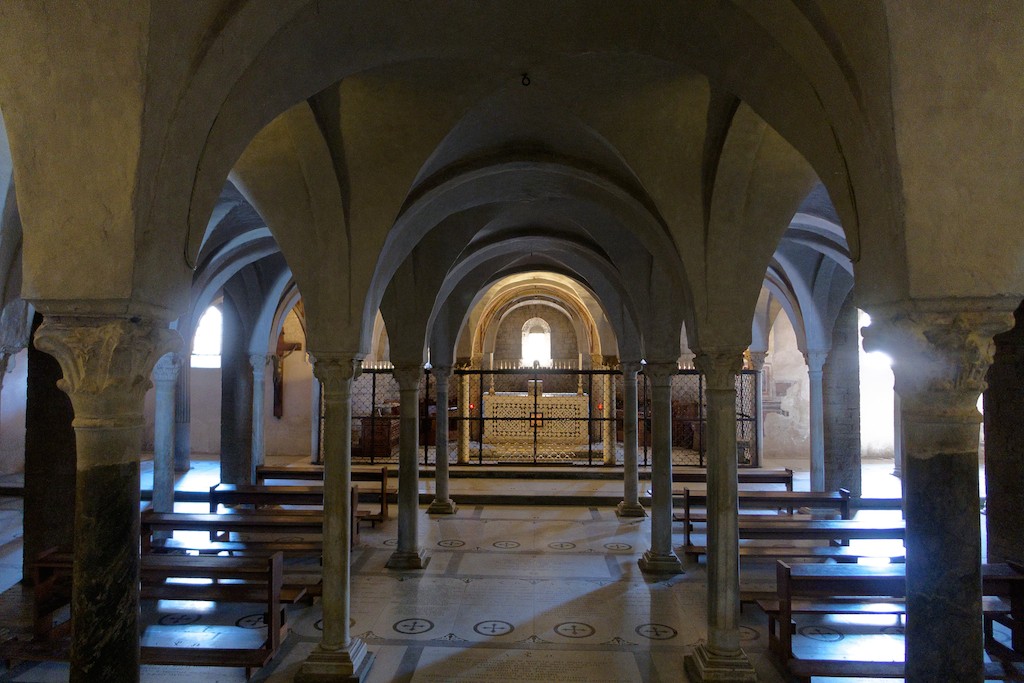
<box><xmin>678</xmin><ymin>487</ymin><xmax>852</xmax><ymax>524</ymax></box>
<box><xmin>766</xmin><ymin>561</ymin><xmax>1023</xmax><ymax>681</ymax></box>
<box><xmin>251</xmin><ymin>465</ymin><xmax>392</xmax><ymax>524</ymax></box>
<box><xmin>141</xmin><ymin>509</ymin><xmax>326</xmax><ymax>553</ymax></box>
<box><xmin>671</xmin><ymin>467</ymin><xmax>794</xmax><ymax>491</ymax></box>
<box><xmin>22</xmin><ymin>549</ymin><xmax>294</xmax><ymax>678</ymax></box>
<box><xmin>682</xmin><ymin>517</ymin><xmax>905</xmax><ymax>561</ymax></box>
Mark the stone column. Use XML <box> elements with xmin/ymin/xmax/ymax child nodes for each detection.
<box><xmin>249</xmin><ymin>353</ymin><xmax>270</xmax><ymax>483</ymax></box>
<box><xmin>685</xmin><ymin>349</ymin><xmax>757</xmax><ymax>682</ymax></box>
<box><xmin>151</xmin><ymin>353</ymin><xmax>179</xmax><ymax>516</ymax></box>
<box><xmin>428</xmin><ymin>367</ymin><xmax>457</xmax><ymax>514</ymax></box>
<box><xmin>638</xmin><ymin>361</ymin><xmax>682</xmax><ymax>574</ymax></box>
<box><xmin>984</xmin><ymin>302</ymin><xmax>1024</xmax><ymax>564</ymax></box>
<box><xmin>748</xmin><ymin>351</ymin><xmax>766</xmax><ymax>467</ymax></box>
<box><xmin>297</xmin><ymin>355</ymin><xmax>373</xmax><ymax>682</ymax></box>
<box><xmin>457</xmin><ymin>371</ymin><xmax>471</xmax><ymax>464</ymax></box>
<box><xmin>602</xmin><ymin>370</ymin><xmax>615</xmax><ymax>465</ymax></box>
<box><xmin>34</xmin><ymin>316</ymin><xmax>179</xmax><ymax>683</ymax></box>
<box><xmin>386</xmin><ymin>365</ymin><xmax>428</xmax><ymax>569</ymax></box>
<box><xmin>893</xmin><ymin>392</ymin><xmax>904</xmax><ymax>478</ymax></box>
<box><xmin>173</xmin><ymin>351</ymin><xmax>191</xmax><ymax>472</ymax></box>
<box><xmin>617</xmin><ymin>362</ymin><xmax>645</xmax><ymax>517</ymax></box>
<box><xmin>863</xmin><ymin>307</ymin><xmax>1012</xmax><ymax>683</ymax></box>
<box><xmin>806</xmin><ymin>350</ymin><xmax>828</xmax><ymax>491</ymax></box>
<box><xmin>824</xmin><ymin>294</ymin><xmax>862</xmax><ymax>496</ymax></box>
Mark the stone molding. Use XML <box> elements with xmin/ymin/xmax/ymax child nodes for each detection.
<box><xmin>694</xmin><ymin>349</ymin><xmax>745</xmax><ymax>390</ymax></box>
<box><xmin>311</xmin><ymin>355</ymin><xmax>360</xmax><ymax>395</ymax></box>
<box><xmin>620</xmin><ymin>360</ymin><xmax>642</xmax><ymax>377</ymax></box>
<box><xmin>34</xmin><ymin>317</ymin><xmax>181</xmax><ymax>430</ymax></box>
<box><xmin>862</xmin><ymin>309</ymin><xmax>1013</xmax><ymax>423</ymax></box>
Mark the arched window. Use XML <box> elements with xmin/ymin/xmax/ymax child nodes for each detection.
<box><xmin>521</xmin><ymin>317</ymin><xmax>552</xmax><ymax>367</ymax></box>
<box><xmin>191</xmin><ymin>306</ymin><xmax>223</xmax><ymax>368</ymax></box>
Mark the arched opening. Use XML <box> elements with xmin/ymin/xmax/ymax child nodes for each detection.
<box><xmin>521</xmin><ymin>317</ymin><xmax>552</xmax><ymax>367</ymax></box>
<box><xmin>191</xmin><ymin>305</ymin><xmax>223</xmax><ymax>369</ymax></box>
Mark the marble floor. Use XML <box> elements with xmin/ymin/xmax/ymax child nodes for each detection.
<box><xmin>0</xmin><ymin>457</ymin><xmax>998</xmax><ymax>682</ymax></box>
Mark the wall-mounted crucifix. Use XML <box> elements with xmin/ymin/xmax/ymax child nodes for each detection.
<box><xmin>273</xmin><ymin>329</ymin><xmax>303</xmax><ymax>418</ymax></box>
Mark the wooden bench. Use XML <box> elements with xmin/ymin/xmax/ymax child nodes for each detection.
<box><xmin>141</xmin><ymin>509</ymin><xmax>327</xmax><ymax>552</ymax></box>
<box><xmin>671</xmin><ymin>467</ymin><xmax>794</xmax><ymax>491</ymax></box>
<box><xmin>766</xmin><ymin>561</ymin><xmax>1023</xmax><ymax>681</ymax></box>
<box><xmin>21</xmin><ymin>548</ymin><xmax>293</xmax><ymax>678</ymax></box>
<box><xmin>677</xmin><ymin>487</ymin><xmax>851</xmax><ymax>524</ymax></box>
<box><xmin>252</xmin><ymin>465</ymin><xmax>393</xmax><ymax>524</ymax></box>
<box><xmin>682</xmin><ymin>517</ymin><xmax>905</xmax><ymax>560</ymax></box>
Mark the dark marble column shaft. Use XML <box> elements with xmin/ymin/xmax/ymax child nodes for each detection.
<box><xmin>824</xmin><ymin>293</ymin><xmax>862</xmax><ymax>496</ymax></box>
<box><xmin>864</xmin><ymin>306</ymin><xmax>1013</xmax><ymax>683</ymax></box>
<box><xmin>387</xmin><ymin>365</ymin><xmax>428</xmax><ymax>569</ymax></box>
<box><xmin>984</xmin><ymin>301</ymin><xmax>1024</xmax><ymax>563</ymax></box>
<box><xmin>617</xmin><ymin>362</ymin><xmax>645</xmax><ymax>517</ymax></box>
<box><xmin>34</xmin><ymin>316</ymin><xmax>179</xmax><ymax>683</ymax></box>
<box><xmin>638</xmin><ymin>362</ymin><xmax>681</xmax><ymax>574</ymax></box>
<box><xmin>428</xmin><ymin>368</ymin><xmax>457</xmax><ymax>514</ymax></box>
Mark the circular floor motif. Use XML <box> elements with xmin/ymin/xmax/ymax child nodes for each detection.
<box><xmin>739</xmin><ymin>625</ymin><xmax>759</xmax><ymax>641</ymax></box>
<box><xmin>393</xmin><ymin>618</ymin><xmax>434</xmax><ymax>635</ymax></box>
<box><xmin>554</xmin><ymin>622</ymin><xmax>595</xmax><ymax>638</ymax></box>
<box><xmin>437</xmin><ymin>539</ymin><xmax>465</xmax><ymax>548</ymax></box>
<box><xmin>473</xmin><ymin>620</ymin><xmax>515</xmax><ymax>636</ymax></box>
<box><xmin>314</xmin><ymin>619</ymin><xmax>323</xmax><ymax>631</ymax></box>
<box><xmin>548</xmin><ymin>542</ymin><xmax>576</xmax><ymax>550</ymax></box>
<box><xmin>158</xmin><ymin>613</ymin><xmax>200</xmax><ymax>626</ymax></box>
<box><xmin>798</xmin><ymin>625</ymin><xmax>843</xmax><ymax>642</ymax></box>
<box><xmin>236</xmin><ymin>614</ymin><xmax>267</xmax><ymax>629</ymax></box>
<box><xmin>383</xmin><ymin>539</ymin><xmax>399</xmax><ymax>546</ymax></box>
<box><xmin>635</xmin><ymin>623</ymin><xmax>678</xmax><ymax>640</ymax></box>
<box><xmin>492</xmin><ymin>541</ymin><xmax>520</xmax><ymax>549</ymax></box>
<box><xmin>603</xmin><ymin>542</ymin><xmax>632</xmax><ymax>551</ymax></box>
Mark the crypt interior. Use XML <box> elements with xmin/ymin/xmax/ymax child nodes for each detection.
<box><xmin>0</xmin><ymin>3</ymin><xmax>1022</xmax><ymax>682</ymax></box>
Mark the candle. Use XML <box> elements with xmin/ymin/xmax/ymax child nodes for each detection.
<box><xmin>578</xmin><ymin>352</ymin><xmax>583</xmax><ymax>370</ymax></box>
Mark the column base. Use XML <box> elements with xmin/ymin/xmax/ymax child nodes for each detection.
<box><xmin>295</xmin><ymin>638</ymin><xmax>374</xmax><ymax>682</ymax></box>
<box><xmin>684</xmin><ymin>642</ymin><xmax>757</xmax><ymax>683</ymax></box>
<box><xmin>637</xmin><ymin>549</ymin><xmax>683</xmax><ymax>574</ymax></box>
<box><xmin>385</xmin><ymin>549</ymin><xmax>430</xmax><ymax>570</ymax></box>
<box><xmin>427</xmin><ymin>498</ymin><xmax>458</xmax><ymax>515</ymax></box>
<box><xmin>616</xmin><ymin>501</ymin><xmax>646</xmax><ymax>518</ymax></box>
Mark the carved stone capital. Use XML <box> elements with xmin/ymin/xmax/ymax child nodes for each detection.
<box><xmin>392</xmin><ymin>364</ymin><xmax>423</xmax><ymax>391</ymax></box>
<box><xmin>862</xmin><ymin>308</ymin><xmax>1013</xmax><ymax>422</ymax></box>
<box><xmin>747</xmin><ymin>351</ymin><xmax>767</xmax><ymax>372</ymax></box>
<box><xmin>311</xmin><ymin>355</ymin><xmax>360</xmax><ymax>396</ymax></box>
<box><xmin>804</xmin><ymin>350</ymin><xmax>828</xmax><ymax>374</ymax></box>
<box><xmin>249</xmin><ymin>353</ymin><xmax>271</xmax><ymax>378</ymax></box>
<box><xmin>431</xmin><ymin>366</ymin><xmax>452</xmax><ymax>390</ymax></box>
<box><xmin>643</xmin><ymin>361</ymin><xmax>678</xmax><ymax>387</ymax></box>
<box><xmin>693</xmin><ymin>349</ymin><xmax>745</xmax><ymax>391</ymax></box>
<box><xmin>620</xmin><ymin>360</ymin><xmax>643</xmax><ymax>378</ymax></box>
<box><xmin>34</xmin><ymin>317</ymin><xmax>182</xmax><ymax>429</ymax></box>
<box><xmin>152</xmin><ymin>353</ymin><xmax>181</xmax><ymax>384</ymax></box>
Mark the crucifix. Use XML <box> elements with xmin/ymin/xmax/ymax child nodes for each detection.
<box><xmin>273</xmin><ymin>329</ymin><xmax>303</xmax><ymax>418</ymax></box>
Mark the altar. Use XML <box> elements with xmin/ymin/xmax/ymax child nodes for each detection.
<box><xmin>482</xmin><ymin>381</ymin><xmax>589</xmax><ymax>444</ymax></box>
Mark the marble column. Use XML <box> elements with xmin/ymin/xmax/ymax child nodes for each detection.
<box><xmin>173</xmin><ymin>351</ymin><xmax>191</xmax><ymax>472</ymax></box>
<box><xmin>249</xmin><ymin>353</ymin><xmax>270</xmax><ymax>483</ymax></box>
<box><xmin>863</xmin><ymin>306</ymin><xmax>1012</xmax><ymax>683</ymax></box>
<box><xmin>151</xmin><ymin>353</ymin><xmax>179</xmax><ymax>516</ymax></box>
<box><xmin>617</xmin><ymin>362</ymin><xmax>645</xmax><ymax>517</ymax></box>
<box><xmin>984</xmin><ymin>302</ymin><xmax>1024</xmax><ymax>564</ymax></box>
<box><xmin>686</xmin><ymin>349</ymin><xmax>757</xmax><ymax>682</ymax></box>
<box><xmin>428</xmin><ymin>367</ymin><xmax>457</xmax><ymax>514</ymax></box>
<box><xmin>34</xmin><ymin>316</ymin><xmax>179</xmax><ymax>683</ymax></box>
<box><xmin>386</xmin><ymin>365</ymin><xmax>429</xmax><ymax>569</ymax></box>
<box><xmin>638</xmin><ymin>361</ymin><xmax>682</xmax><ymax>574</ymax></box>
<box><xmin>457</xmin><ymin>371</ymin><xmax>471</xmax><ymax>464</ymax></box>
<box><xmin>748</xmin><ymin>352</ymin><xmax>766</xmax><ymax>467</ymax></box>
<box><xmin>824</xmin><ymin>294</ymin><xmax>863</xmax><ymax>497</ymax></box>
<box><xmin>602</xmin><ymin>370</ymin><xmax>615</xmax><ymax>465</ymax></box>
<box><xmin>806</xmin><ymin>350</ymin><xmax>828</xmax><ymax>491</ymax></box>
<box><xmin>893</xmin><ymin>392</ymin><xmax>904</xmax><ymax>478</ymax></box>
<box><xmin>297</xmin><ymin>355</ymin><xmax>373</xmax><ymax>682</ymax></box>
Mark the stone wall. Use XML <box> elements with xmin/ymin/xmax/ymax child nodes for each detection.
<box><xmin>824</xmin><ymin>294</ymin><xmax>862</xmax><ymax>496</ymax></box>
<box><xmin>0</xmin><ymin>348</ymin><xmax>27</xmax><ymax>474</ymax></box>
<box><xmin>493</xmin><ymin>305</ymin><xmax>580</xmax><ymax>365</ymax></box>
<box><xmin>762</xmin><ymin>313</ymin><xmax>810</xmax><ymax>463</ymax></box>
